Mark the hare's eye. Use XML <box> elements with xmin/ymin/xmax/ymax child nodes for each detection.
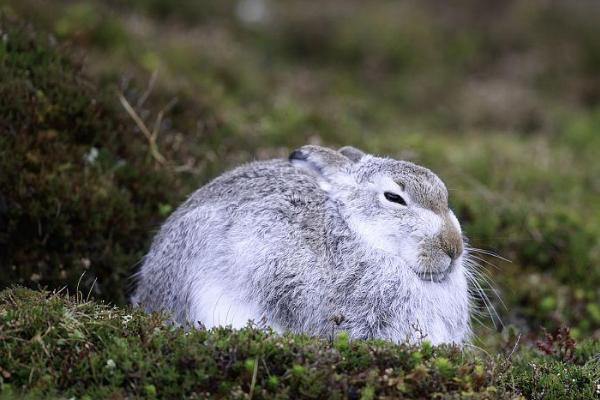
<box><xmin>384</xmin><ymin>192</ymin><xmax>407</xmax><ymax>206</ymax></box>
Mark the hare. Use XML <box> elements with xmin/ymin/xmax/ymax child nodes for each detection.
<box><xmin>131</xmin><ymin>145</ymin><xmax>471</xmax><ymax>344</ymax></box>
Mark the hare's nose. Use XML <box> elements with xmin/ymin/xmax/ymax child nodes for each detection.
<box><xmin>443</xmin><ymin>244</ymin><xmax>460</xmax><ymax>261</ymax></box>
<box><xmin>440</xmin><ymin>217</ymin><xmax>463</xmax><ymax>261</ymax></box>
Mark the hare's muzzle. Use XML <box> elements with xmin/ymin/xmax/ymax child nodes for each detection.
<box><xmin>440</xmin><ymin>215</ymin><xmax>464</xmax><ymax>262</ymax></box>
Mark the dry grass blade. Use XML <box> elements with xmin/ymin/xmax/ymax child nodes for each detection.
<box><xmin>249</xmin><ymin>356</ymin><xmax>259</xmax><ymax>400</ymax></box>
<box><xmin>119</xmin><ymin>93</ymin><xmax>167</xmax><ymax>165</ymax></box>
<box><xmin>137</xmin><ymin>69</ymin><xmax>159</xmax><ymax>108</ymax></box>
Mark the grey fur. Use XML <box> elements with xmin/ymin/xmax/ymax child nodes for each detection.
<box><xmin>131</xmin><ymin>145</ymin><xmax>471</xmax><ymax>344</ymax></box>
<box><xmin>339</xmin><ymin>145</ymin><xmax>366</xmax><ymax>163</ymax></box>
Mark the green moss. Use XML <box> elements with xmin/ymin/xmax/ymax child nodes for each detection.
<box><xmin>333</xmin><ymin>330</ymin><xmax>350</xmax><ymax>352</ymax></box>
<box><xmin>0</xmin><ymin>287</ymin><xmax>519</xmax><ymax>399</ymax></box>
<box><xmin>266</xmin><ymin>376</ymin><xmax>279</xmax><ymax>390</ymax></box>
<box><xmin>433</xmin><ymin>357</ymin><xmax>455</xmax><ymax>379</ymax></box>
<box><xmin>505</xmin><ymin>344</ymin><xmax>600</xmax><ymax>399</ymax></box>
<box><xmin>0</xmin><ymin>17</ymin><xmax>181</xmax><ymax>305</ymax></box>
<box><xmin>54</xmin><ymin>3</ymin><xmax>128</xmax><ymax>50</ymax></box>
<box><xmin>359</xmin><ymin>384</ymin><xmax>375</xmax><ymax>400</ymax></box>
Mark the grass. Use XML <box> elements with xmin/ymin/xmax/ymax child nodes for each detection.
<box><xmin>1</xmin><ymin>286</ymin><xmax>598</xmax><ymax>399</ymax></box>
<box><xmin>0</xmin><ymin>288</ymin><xmax>503</xmax><ymax>399</ymax></box>
<box><xmin>0</xmin><ymin>0</ymin><xmax>599</xmax><ymax>398</ymax></box>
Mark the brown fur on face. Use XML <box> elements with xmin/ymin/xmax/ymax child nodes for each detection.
<box><xmin>440</xmin><ymin>213</ymin><xmax>463</xmax><ymax>260</ymax></box>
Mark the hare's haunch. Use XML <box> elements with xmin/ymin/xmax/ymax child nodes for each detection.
<box><xmin>132</xmin><ymin>145</ymin><xmax>471</xmax><ymax>344</ymax></box>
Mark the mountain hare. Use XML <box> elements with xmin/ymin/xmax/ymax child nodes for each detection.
<box><xmin>132</xmin><ymin>145</ymin><xmax>471</xmax><ymax>344</ymax></box>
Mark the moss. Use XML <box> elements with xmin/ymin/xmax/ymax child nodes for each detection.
<box><xmin>54</xmin><ymin>3</ymin><xmax>128</xmax><ymax>50</ymax></box>
<box><xmin>0</xmin><ymin>17</ymin><xmax>181</xmax><ymax>305</ymax></box>
<box><xmin>0</xmin><ymin>287</ymin><xmax>600</xmax><ymax>399</ymax></box>
<box><xmin>0</xmin><ymin>287</ymin><xmax>514</xmax><ymax>399</ymax></box>
<box><xmin>433</xmin><ymin>357</ymin><xmax>454</xmax><ymax>379</ymax></box>
<box><xmin>504</xmin><ymin>343</ymin><xmax>600</xmax><ymax>399</ymax></box>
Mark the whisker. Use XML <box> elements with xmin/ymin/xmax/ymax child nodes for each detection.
<box><xmin>467</xmin><ymin>247</ymin><xmax>512</xmax><ymax>263</ymax></box>
<box><xmin>467</xmin><ymin>254</ymin><xmax>502</xmax><ymax>271</ymax></box>
<box><xmin>472</xmin><ymin>280</ymin><xmax>500</xmax><ymax>329</ymax></box>
<box><xmin>474</xmin><ymin>275</ymin><xmax>507</xmax><ymax>311</ymax></box>
<box><xmin>463</xmin><ymin>342</ymin><xmax>493</xmax><ymax>360</ymax></box>
<box><xmin>462</xmin><ymin>258</ymin><xmax>504</xmax><ymax>330</ymax></box>
<box><xmin>464</xmin><ymin>261</ymin><xmax>508</xmax><ymax>312</ymax></box>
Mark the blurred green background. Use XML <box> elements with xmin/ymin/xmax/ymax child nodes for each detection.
<box><xmin>1</xmin><ymin>0</ymin><xmax>599</xmax><ymax>351</ymax></box>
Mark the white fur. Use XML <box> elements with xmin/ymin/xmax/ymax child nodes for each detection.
<box><xmin>133</xmin><ymin>146</ymin><xmax>471</xmax><ymax>345</ymax></box>
<box><xmin>415</xmin><ymin>207</ymin><xmax>443</xmax><ymax>237</ymax></box>
<box><xmin>346</xmin><ymin>216</ymin><xmax>397</xmax><ymax>253</ymax></box>
<box><xmin>448</xmin><ymin>210</ymin><xmax>462</xmax><ymax>234</ymax></box>
<box><xmin>189</xmin><ymin>280</ymin><xmax>261</xmax><ymax>328</ymax></box>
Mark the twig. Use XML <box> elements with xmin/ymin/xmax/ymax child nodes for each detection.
<box><xmin>76</xmin><ymin>271</ymin><xmax>86</xmax><ymax>303</ymax></box>
<box><xmin>152</xmin><ymin>97</ymin><xmax>178</xmax><ymax>138</ymax></box>
<box><xmin>249</xmin><ymin>356</ymin><xmax>259</xmax><ymax>400</ymax></box>
<box><xmin>119</xmin><ymin>93</ymin><xmax>167</xmax><ymax>165</ymax></box>
<box><xmin>136</xmin><ymin>69</ymin><xmax>158</xmax><ymax>108</ymax></box>
<box><xmin>506</xmin><ymin>333</ymin><xmax>521</xmax><ymax>360</ymax></box>
<box><xmin>86</xmin><ymin>277</ymin><xmax>98</xmax><ymax>302</ymax></box>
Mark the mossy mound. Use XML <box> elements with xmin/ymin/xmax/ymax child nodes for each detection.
<box><xmin>0</xmin><ymin>17</ymin><xmax>180</xmax><ymax>305</ymax></box>
<box><xmin>0</xmin><ymin>287</ymin><xmax>505</xmax><ymax>399</ymax></box>
<box><xmin>2</xmin><ymin>288</ymin><xmax>599</xmax><ymax>399</ymax></box>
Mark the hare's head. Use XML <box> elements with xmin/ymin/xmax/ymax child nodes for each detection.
<box><xmin>290</xmin><ymin>145</ymin><xmax>464</xmax><ymax>282</ymax></box>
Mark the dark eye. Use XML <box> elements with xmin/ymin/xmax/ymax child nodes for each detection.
<box><xmin>384</xmin><ymin>192</ymin><xmax>407</xmax><ymax>206</ymax></box>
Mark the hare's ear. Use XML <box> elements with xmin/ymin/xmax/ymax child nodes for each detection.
<box><xmin>338</xmin><ymin>146</ymin><xmax>366</xmax><ymax>163</ymax></box>
<box><xmin>289</xmin><ymin>145</ymin><xmax>351</xmax><ymax>179</ymax></box>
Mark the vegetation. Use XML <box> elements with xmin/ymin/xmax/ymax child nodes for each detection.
<box><xmin>2</xmin><ymin>287</ymin><xmax>599</xmax><ymax>399</ymax></box>
<box><xmin>0</xmin><ymin>15</ymin><xmax>180</xmax><ymax>305</ymax></box>
<box><xmin>0</xmin><ymin>0</ymin><xmax>599</xmax><ymax>398</ymax></box>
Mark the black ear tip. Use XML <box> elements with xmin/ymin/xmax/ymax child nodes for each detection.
<box><xmin>289</xmin><ymin>149</ymin><xmax>308</xmax><ymax>161</ymax></box>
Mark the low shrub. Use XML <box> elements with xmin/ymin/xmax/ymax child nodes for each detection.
<box><xmin>0</xmin><ymin>17</ymin><xmax>181</xmax><ymax>305</ymax></box>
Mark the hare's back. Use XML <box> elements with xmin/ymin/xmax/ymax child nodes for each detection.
<box><xmin>185</xmin><ymin>159</ymin><xmax>325</xmax><ymax>208</ymax></box>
